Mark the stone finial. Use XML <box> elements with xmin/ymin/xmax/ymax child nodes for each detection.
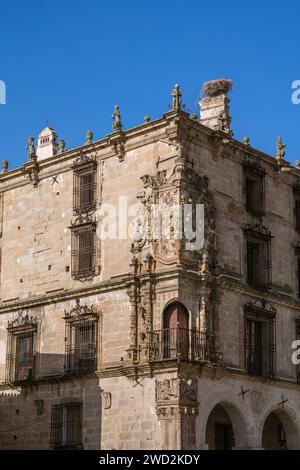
<box><xmin>112</xmin><ymin>105</ymin><xmax>122</xmax><ymax>132</ymax></box>
<box><xmin>58</xmin><ymin>140</ymin><xmax>65</xmax><ymax>154</ymax></box>
<box><xmin>1</xmin><ymin>160</ymin><xmax>8</xmax><ymax>172</ymax></box>
<box><xmin>172</xmin><ymin>84</ymin><xmax>182</xmax><ymax>110</ymax></box>
<box><xmin>191</xmin><ymin>113</ymin><xmax>198</xmax><ymax>121</ymax></box>
<box><xmin>275</xmin><ymin>136</ymin><xmax>286</xmax><ymax>163</ymax></box>
<box><xmin>26</xmin><ymin>136</ymin><xmax>36</xmax><ymax>161</ymax></box>
<box><xmin>85</xmin><ymin>130</ymin><xmax>93</xmax><ymax>145</ymax></box>
<box><xmin>295</xmin><ymin>160</ymin><xmax>300</xmax><ymax>170</ymax></box>
<box><xmin>243</xmin><ymin>136</ymin><xmax>250</xmax><ymax>146</ymax></box>
<box><xmin>144</xmin><ymin>116</ymin><xmax>151</xmax><ymax>123</ymax></box>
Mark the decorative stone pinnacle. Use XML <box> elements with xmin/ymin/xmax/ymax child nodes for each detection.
<box><xmin>172</xmin><ymin>84</ymin><xmax>182</xmax><ymax>110</ymax></box>
<box><xmin>58</xmin><ymin>140</ymin><xmax>65</xmax><ymax>154</ymax></box>
<box><xmin>26</xmin><ymin>136</ymin><xmax>36</xmax><ymax>161</ymax></box>
<box><xmin>1</xmin><ymin>160</ymin><xmax>8</xmax><ymax>172</ymax></box>
<box><xmin>295</xmin><ymin>160</ymin><xmax>300</xmax><ymax>170</ymax></box>
<box><xmin>275</xmin><ymin>136</ymin><xmax>286</xmax><ymax>162</ymax></box>
<box><xmin>86</xmin><ymin>130</ymin><xmax>93</xmax><ymax>144</ymax></box>
<box><xmin>112</xmin><ymin>105</ymin><xmax>122</xmax><ymax>132</ymax></box>
<box><xmin>144</xmin><ymin>116</ymin><xmax>151</xmax><ymax>123</ymax></box>
<box><xmin>191</xmin><ymin>113</ymin><xmax>198</xmax><ymax>121</ymax></box>
<box><xmin>243</xmin><ymin>136</ymin><xmax>250</xmax><ymax>146</ymax></box>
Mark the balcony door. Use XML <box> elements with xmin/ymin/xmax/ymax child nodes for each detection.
<box><xmin>163</xmin><ymin>302</ymin><xmax>189</xmax><ymax>359</ymax></box>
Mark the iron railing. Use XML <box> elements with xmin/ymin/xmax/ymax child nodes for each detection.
<box><xmin>65</xmin><ymin>346</ymin><xmax>97</xmax><ymax>375</ymax></box>
<box><xmin>148</xmin><ymin>328</ymin><xmax>211</xmax><ymax>362</ymax></box>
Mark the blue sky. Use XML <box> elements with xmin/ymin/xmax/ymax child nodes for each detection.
<box><xmin>0</xmin><ymin>0</ymin><xmax>300</xmax><ymax>169</ymax></box>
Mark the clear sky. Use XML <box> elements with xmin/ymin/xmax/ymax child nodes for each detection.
<box><xmin>0</xmin><ymin>0</ymin><xmax>300</xmax><ymax>169</ymax></box>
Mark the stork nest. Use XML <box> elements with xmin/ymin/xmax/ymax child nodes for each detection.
<box><xmin>201</xmin><ymin>79</ymin><xmax>233</xmax><ymax>98</ymax></box>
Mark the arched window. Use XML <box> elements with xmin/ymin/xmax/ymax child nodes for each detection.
<box><xmin>162</xmin><ymin>302</ymin><xmax>189</xmax><ymax>360</ymax></box>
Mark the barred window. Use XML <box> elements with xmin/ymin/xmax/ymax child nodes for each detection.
<box><xmin>64</xmin><ymin>300</ymin><xmax>99</xmax><ymax>375</ymax></box>
<box><xmin>73</xmin><ymin>171</ymin><xmax>96</xmax><ymax>214</ymax></box>
<box><xmin>245</xmin><ymin>224</ymin><xmax>272</xmax><ymax>289</ymax></box>
<box><xmin>295</xmin><ymin>199</ymin><xmax>300</xmax><ymax>232</ymax></box>
<box><xmin>50</xmin><ymin>403</ymin><xmax>82</xmax><ymax>449</ymax></box>
<box><xmin>72</xmin><ymin>154</ymin><xmax>97</xmax><ymax>214</ymax></box>
<box><xmin>71</xmin><ymin>223</ymin><xmax>96</xmax><ymax>280</ymax></box>
<box><xmin>5</xmin><ymin>313</ymin><xmax>37</xmax><ymax>384</ymax></box>
<box><xmin>215</xmin><ymin>423</ymin><xmax>234</xmax><ymax>450</ymax></box>
<box><xmin>243</xmin><ymin>162</ymin><xmax>265</xmax><ymax>216</ymax></box>
<box><xmin>244</xmin><ymin>300</ymin><xmax>276</xmax><ymax>379</ymax></box>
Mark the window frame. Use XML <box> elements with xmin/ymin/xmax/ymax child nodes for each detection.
<box><xmin>72</xmin><ymin>155</ymin><xmax>97</xmax><ymax>215</ymax></box>
<box><xmin>70</xmin><ymin>222</ymin><xmax>96</xmax><ymax>280</ymax></box>
<box><xmin>50</xmin><ymin>402</ymin><xmax>83</xmax><ymax>449</ymax></box>
<box><xmin>243</xmin><ymin>161</ymin><xmax>265</xmax><ymax>216</ymax></box>
<box><xmin>244</xmin><ymin>300</ymin><xmax>276</xmax><ymax>379</ymax></box>
<box><xmin>244</xmin><ymin>224</ymin><xmax>272</xmax><ymax>289</ymax></box>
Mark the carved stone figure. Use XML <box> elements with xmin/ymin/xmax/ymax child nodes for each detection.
<box><xmin>172</xmin><ymin>84</ymin><xmax>182</xmax><ymax>110</ymax></box>
<box><xmin>112</xmin><ymin>105</ymin><xmax>122</xmax><ymax>132</ymax></box>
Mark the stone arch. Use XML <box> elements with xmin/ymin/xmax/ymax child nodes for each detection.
<box><xmin>259</xmin><ymin>405</ymin><xmax>300</xmax><ymax>450</ymax></box>
<box><xmin>200</xmin><ymin>399</ymin><xmax>249</xmax><ymax>449</ymax></box>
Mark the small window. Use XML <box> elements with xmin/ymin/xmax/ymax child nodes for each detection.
<box><xmin>70</xmin><ymin>224</ymin><xmax>96</xmax><ymax>280</ymax></box>
<box><xmin>50</xmin><ymin>403</ymin><xmax>82</xmax><ymax>449</ymax></box>
<box><xmin>244</xmin><ymin>300</ymin><xmax>276</xmax><ymax>379</ymax></box>
<box><xmin>73</xmin><ymin>171</ymin><xmax>96</xmax><ymax>214</ymax></box>
<box><xmin>243</xmin><ymin>162</ymin><xmax>265</xmax><ymax>216</ymax></box>
<box><xmin>295</xmin><ymin>199</ymin><xmax>300</xmax><ymax>232</ymax></box>
<box><xmin>244</xmin><ymin>224</ymin><xmax>272</xmax><ymax>289</ymax></box>
<box><xmin>5</xmin><ymin>313</ymin><xmax>37</xmax><ymax>384</ymax></box>
<box><xmin>64</xmin><ymin>300</ymin><xmax>99</xmax><ymax>375</ymax></box>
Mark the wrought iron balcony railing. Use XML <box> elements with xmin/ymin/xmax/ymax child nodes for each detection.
<box><xmin>64</xmin><ymin>346</ymin><xmax>97</xmax><ymax>375</ymax></box>
<box><xmin>148</xmin><ymin>328</ymin><xmax>211</xmax><ymax>362</ymax></box>
<box><xmin>5</xmin><ymin>352</ymin><xmax>36</xmax><ymax>384</ymax></box>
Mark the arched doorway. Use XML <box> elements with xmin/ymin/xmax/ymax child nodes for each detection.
<box><xmin>262</xmin><ymin>412</ymin><xmax>287</xmax><ymax>450</ymax></box>
<box><xmin>205</xmin><ymin>404</ymin><xmax>235</xmax><ymax>450</ymax></box>
<box><xmin>163</xmin><ymin>302</ymin><xmax>189</xmax><ymax>360</ymax></box>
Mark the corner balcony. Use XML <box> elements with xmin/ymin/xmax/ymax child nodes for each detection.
<box><xmin>148</xmin><ymin>328</ymin><xmax>211</xmax><ymax>363</ymax></box>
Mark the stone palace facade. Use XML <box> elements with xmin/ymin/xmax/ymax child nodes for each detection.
<box><xmin>0</xmin><ymin>79</ymin><xmax>300</xmax><ymax>450</ymax></box>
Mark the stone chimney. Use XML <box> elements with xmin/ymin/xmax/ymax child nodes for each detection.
<box><xmin>199</xmin><ymin>79</ymin><xmax>233</xmax><ymax>134</ymax></box>
<box><xmin>36</xmin><ymin>127</ymin><xmax>59</xmax><ymax>160</ymax></box>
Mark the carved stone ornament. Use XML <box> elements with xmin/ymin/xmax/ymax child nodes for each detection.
<box><xmin>7</xmin><ymin>310</ymin><xmax>37</xmax><ymax>330</ymax></box>
<box><xmin>64</xmin><ymin>298</ymin><xmax>99</xmax><ymax>321</ymax></box>
<box><xmin>156</xmin><ymin>378</ymin><xmax>179</xmax><ymax>402</ymax></box>
<box><xmin>102</xmin><ymin>392</ymin><xmax>112</xmax><ymax>409</ymax></box>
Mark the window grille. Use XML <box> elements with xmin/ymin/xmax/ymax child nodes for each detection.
<box><xmin>244</xmin><ymin>224</ymin><xmax>272</xmax><ymax>289</ymax></box>
<box><xmin>70</xmin><ymin>223</ymin><xmax>96</xmax><ymax>280</ymax></box>
<box><xmin>243</xmin><ymin>161</ymin><xmax>265</xmax><ymax>216</ymax></box>
<box><xmin>50</xmin><ymin>403</ymin><xmax>82</xmax><ymax>449</ymax></box>
<box><xmin>5</xmin><ymin>315</ymin><xmax>37</xmax><ymax>384</ymax></box>
<box><xmin>64</xmin><ymin>301</ymin><xmax>99</xmax><ymax>375</ymax></box>
<box><xmin>72</xmin><ymin>154</ymin><xmax>97</xmax><ymax>215</ymax></box>
<box><xmin>244</xmin><ymin>300</ymin><xmax>276</xmax><ymax>379</ymax></box>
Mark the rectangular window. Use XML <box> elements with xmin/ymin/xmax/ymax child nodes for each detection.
<box><xmin>50</xmin><ymin>403</ymin><xmax>82</xmax><ymax>449</ymax></box>
<box><xmin>6</xmin><ymin>327</ymin><xmax>36</xmax><ymax>384</ymax></box>
<box><xmin>71</xmin><ymin>224</ymin><xmax>96</xmax><ymax>279</ymax></box>
<box><xmin>295</xmin><ymin>199</ymin><xmax>300</xmax><ymax>232</ymax></box>
<box><xmin>247</xmin><ymin>239</ymin><xmax>270</xmax><ymax>288</ymax></box>
<box><xmin>73</xmin><ymin>171</ymin><xmax>96</xmax><ymax>214</ymax></box>
<box><xmin>245</xmin><ymin>312</ymin><xmax>275</xmax><ymax>379</ymax></box>
<box><xmin>65</xmin><ymin>319</ymin><xmax>97</xmax><ymax>374</ymax></box>
<box><xmin>245</xmin><ymin>174</ymin><xmax>264</xmax><ymax>215</ymax></box>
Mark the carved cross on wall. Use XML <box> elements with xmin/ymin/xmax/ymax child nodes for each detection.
<box><xmin>51</xmin><ymin>175</ymin><xmax>59</xmax><ymax>185</ymax></box>
<box><xmin>277</xmin><ymin>395</ymin><xmax>288</xmax><ymax>409</ymax></box>
<box><xmin>238</xmin><ymin>385</ymin><xmax>250</xmax><ymax>400</ymax></box>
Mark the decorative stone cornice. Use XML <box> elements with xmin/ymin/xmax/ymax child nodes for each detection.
<box><xmin>64</xmin><ymin>298</ymin><xmax>99</xmax><ymax>321</ymax></box>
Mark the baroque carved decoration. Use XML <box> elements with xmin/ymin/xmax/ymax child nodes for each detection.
<box><xmin>64</xmin><ymin>298</ymin><xmax>100</xmax><ymax>321</ymax></box>
<box><xmin>7</xmin><ymin>310</ymin><xmax>38</xmax><ymax>330</ymax></box>
<box><xmin>102</xmin><ymin>392</ymin><xmax>112</xmax><ymax>409</ymax></box>
<box><xmin>133</xmin><ymin>158</ymin><xmax>217</xmax><ymax>270</ymax></box>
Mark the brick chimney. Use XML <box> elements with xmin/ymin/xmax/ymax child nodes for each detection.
<box><xmin>199</xmin><ymin>79</ymin><xmax>233</xmax><ymax>134</ymax></box>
